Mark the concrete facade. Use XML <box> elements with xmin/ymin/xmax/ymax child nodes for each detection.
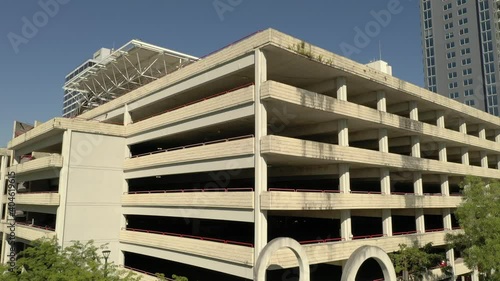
<box><xmin>2</xmin><ymin>29</ymin><xmax>500</xmax><ymax>280</ymax></box>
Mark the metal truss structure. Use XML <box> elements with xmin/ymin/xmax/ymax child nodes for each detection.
<box><xmin>63</xmin><ymin>40</ymin><xmax>199</xmax><ymax>117</ymax></box>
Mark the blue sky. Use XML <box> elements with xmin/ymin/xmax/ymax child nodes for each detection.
<box><xmin>0</xmin><ymin>0</ymin><xmax>422</xmax><ymax>146</ymax></box>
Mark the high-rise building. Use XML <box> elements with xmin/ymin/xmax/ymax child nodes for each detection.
<box><xmin>4</xmin><ymin>29</ymin><xmax>499</xmax><ymax>280</ymax></box>
<box><xmin>420</xmin><ymin>0</ymin><xmax>500</xmax><ymax>116</ymax></box>
<box><xmin>63</xmin><ymin>48</ymin><xmax>111</xmax><ymax>118</ymax></box>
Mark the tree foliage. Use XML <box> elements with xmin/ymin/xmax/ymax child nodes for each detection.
<box><xmin>389</xmin><ymin>242</ymin><xmax>450</xmax><ymax>280</ymax></box>
<box><xmin>446</xmin><ymin>176</ymin><xmax>500</xmax><ymax>280</ymax></box>
<box><xmin>0</xmin><ymin>238</ymin><xmax>140</xmax><ymax>281</ymax></box>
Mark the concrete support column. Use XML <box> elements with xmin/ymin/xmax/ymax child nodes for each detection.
<box><xmin>443</xmin><ymin>208</ymin><xmax>452</xmax><ymax>230</ymax></box>
<box><xmin>336</xmin><ymin>77</ymin><xmax>347</xmax><ymax>101</ymax></box>
<box><xmin>415</xmin><ymin>209</ymin><xmax>425</xmax><ymax>233</ymax></box>
<box><xmin>340</xmin><ymin>210</ymin><xmax>352</xmax><ymax>241</ymax></box>
<box><xmin>409</xmin><ymin>101</ymin><xmax>419</xmax><ymax>121</ymax></box>
<box><xmin>440</xmin><ymin>175</ymin><xmax>450</xmax><ymax>196</ymax></box>
<box><xmin>446</xmin><ymin>248</ymin><xmax>455</xmax><ymax>273</ymax></box>
<box><xmin>436</xmin><ymin>110</ymin><xmax>445</xmax><ymax>128</ymax></box>
<box><xmin>339</xmin><ymin>164</ymin><xmax>350</xmax><ymax>193</ymax></box>
<box><xmin>411</xmin><ymin>136</ymin><xmax>421</xmax><ymax>158</ymax></box>
<box><xmin>480</xmin><ymin>151</ymin><xmax>488</xmax><ymax>168</ymax></box>
<box><xmin>478</xmin><ymin>125</ymin><xmax>488</xmax><ymax>168</ymax></box>
<box><xmin>338</xmin><ymin>119</ymin><xmax>349</xmax><ymax>147</ymax></box>
<box><xmin>472</xmin><ymin>270</ymin><xmax>479</xmax><ymax>281</ymax></box>
<box><xmin>478</xmin><ymin>124</ymin><xmax>486</xmax><ymax>139</ymax></box>
<box><xmin>413</xmin><ymin>172</ymin><xmax>423</xmax><ymax>195</ymax></box>
<box><xmin>459</xmin><ymin>119</ymin><xmax>469</xmax><ymax>165</ymax></box>
<box><xmin>377</xmin><ymin>91</ymin><xmax>386</xmax><ymax>112</ymax></box>
<box><xmin>56</xmin><ymin>130</ymin><xmax>73</xmax><ymax>246</ymax></box>
<box><xmin>124</xmin><ymin>104</ymin><xmax>133</xmax><ymax>125</ymax></box>
<box><xmin>438</xmin><ymin>143</ymin><xmax>448</xmax><ymax>162</ymax></box>
<box><xmin>0</xmin><ymin>156</ymin><xmax>7</xmax><ymax>220</ymax></box>
<box><xmin>378</xmin><ymin>129</ymin><xmax>388</xmax><ymax>153</ymax></box>
<box><xmin>461</xmin><ymin>148</ymin><xmax>470</xmax><ymax>166</ymax></box>
<box><xmin>382</xmin><ymin>209</ymin><xmax>392</xmax><ymax>237</ymax></box>
<box><xmin>380</xmin><ymin>169</ymin><xmax>390</xmax><ymax>194</ymax></box>
<box><xmin>254</xmin><ymin>49</ymin><xmax>268</xmax><ymax>261</ymax></box>
<box><xmin>459</xmin><ymin>118</ymin><xmax>467</xmax><ymax>135</ymax></box>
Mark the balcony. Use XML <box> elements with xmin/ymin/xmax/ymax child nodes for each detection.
<box><xmin>6</xmin><ymin>192</ymin><xmax>60</xmax><ymax>206</ymax></box>
<box><xmin>120</xmin><ymin>228</ymin><xmax>253</xmax><ymax>279</ymax></box>
<box><xmin>9</xmin><ymin>155</ymin><xmax>63</xmax><ymax>178</ymax></box>
<box><xmin>124</xmin><ymin>136</ymin><xmax>254</xmax><ymax>179</ymax></box>
<box><xmin>2</xmin><ymin>222</ymin><xmax>56</xmax><ymax>241</ymax></box>
<box><xmin>261</xmin><ymin>189</ymin><xmax>462</xmax><ymax>210</ymax></box>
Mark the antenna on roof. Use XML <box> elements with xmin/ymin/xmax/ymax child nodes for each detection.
<box><xmin>379</xmin><ymin>41</ymin><xmax>382</xmax><ymax>60</ymax></box>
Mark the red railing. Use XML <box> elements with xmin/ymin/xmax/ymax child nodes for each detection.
<box><xmin>452</xmin><ymin>226</ymin><xmax>461</xmax><ymax>230</ymax></box>
<box><xmin>350</xmin><ymin>191</ymin><xmax>382</xmax><ymax>195</ymax></box>
<box><xmin>125</xmin><ymin>187</ymin><xmax>253</xmax><ymax>195</ymax></box>
<box><xmin>425</xmin><ymin>228</ymin><xmax>446</xmax><ymax>233</ymax></box>
<box><xmin>17</xmin><ymin>191</ymin><xmax>58</xmax><ymax>195</ymax></box>
<box><xmin>125</xmin><ymin>228</ymin><xmax>253</xmax><ymax>247</ymax></box>
<box><xmin>130</xmin><ymin>134</ymin><xmax>254</xmax><ymax>158</ymax></box>
<box><xmin>352</xmin><ymin>234</ymin><xmax>385</xmax><ymax>240</ymax></box>
<box><xmin>134</xmin><ymin>83</ymin><xmax>254</xmax><ymax>123</ymax></box>
<box><xmin>392</xmin><ymin>230</ymin><xmax>418</xmax><ymax>236</ymax></box>
<box><xmin>391</xmin><ymin>192</ymin><xmax>414</xmax><ymax>195</ymax></box>
<box><xmin>16</xmin><ymin>222</ymin><xmax>55</xmax><ymax>231</ymax></box>
<box><xmin>299</xmin><ymin>237</ymin><xmax>344</xmax><ymax>245</ymax></box>
<box><xmin>268</xmin><ymin>188</ymin><xmax>341</xmax><ymax>193</ymax></box>
<box><xmin>122</xmin><ymin>266</ymin><xmax>174</xmax><ymax>281</ymax></box>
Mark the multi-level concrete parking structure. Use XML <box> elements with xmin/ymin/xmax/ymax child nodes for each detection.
<box><xmin>3</xmin><ymin>29</ymin><xmax>500</xmax><ymax>280</ymax></box>
<box><xmin>420</xmin><ymin>0</ymin><xmax>500</xmax><ymax>116</ymax></box>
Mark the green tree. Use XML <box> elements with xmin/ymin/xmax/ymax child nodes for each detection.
<box><xmin>389</xmin><ymin>242</ymin><xmax>450</xmax><ymax>281</ymax></box>
<box><xmin>446</xmin><ymin>176</ymin><xmax>500</xmax><ymax>280</ymax></box>
<box><xmin>155</xmin><ymin>273</ymin><xmax>188</xmax><ymax>281</ymax></box>
<box><xmin>0</xmin><ymin>238</ymin><xmax>140</xmax><ymax>281</ymax></box>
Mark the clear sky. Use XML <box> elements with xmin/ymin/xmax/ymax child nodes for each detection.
<box><xmin>0</xmin><ymin>0</ymin><xmax>423</xmax><ymax>146</ymax></box>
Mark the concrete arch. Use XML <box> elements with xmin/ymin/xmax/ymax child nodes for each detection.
<box><xmin>254</xmin><ymin>237</ymin><xmax>310</xmax><ymax>281</ymax></box>
<box><xmin>341</xmin><ymin>245</ymin><xmax>397</xmax><ymax>281</ymax></box>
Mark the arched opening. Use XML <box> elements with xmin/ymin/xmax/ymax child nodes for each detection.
<box><xmin>254</xmin><ymin>238</ymin><xmax>310</xmax><ymax>281</ymax></box>
<box><xmin>354</xmin><ymin>258</ymin><xmax>384</xmax><ymax>281</ymax></box>
<box><xmin>341</xmin><ymin>246</ymin><xmax>397</xmax><ymax>281</ymax></box>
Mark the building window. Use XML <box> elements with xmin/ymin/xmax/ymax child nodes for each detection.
<box><xmin>460</xmin><ymin>38</ymin><xmax>469</xmax><ymax>45</ymax></box>
<box><xmin>444</xmin><ymin>3</ymin><xmax>452</xmax><ymax>10</ymax></box>
<box><xmin>458</xmin><ymin>7</ymin><xmax>467</xmax><ymax>15</ymax></box>
<box><xmin>445</xmin><ymin>22</ymin><xmax>454</xmax><ymax>30</ymax></box>
<box><xmin>465</xmin><ymin>99</ymin><xmax>475</xmax><ymax>106</ymax></box>
<box><xmin>448</xmin><ymin>72</ymin><xmax>458</xmax><ymax>78</ymax></box>
<box><xmin>458</xmin><ymin>18</ymin><xmax>468</xmax><ymax>25</ymax></box>
<box><xmin>462</xmin><ymin>58</ymin><xmax>472</xmax><ymax>65</ymax></box>
<box><xmin>464</xmin><ymin>78</ymin><xmax>473</xmax><ymax>86</ymax></box>
<box><xmin>449</xmin><ymin>92</ymin><xmax>459</xmax><ymax>99</ymax></box>
<box><xmin>449</xmin><ymin>82</ymin><xmax>458</xmax><ymax>89</ymax></box>
<box><xmin>446</xmin><ymin>42</ymin><xmax>455</xmax><ymax>49</ymax></box>
<box><xmin>459</xmin><ymin>28</ymin><xmax>469</xmax><ymax>35</ymax></box>
<box><xmin>461</xmin><ymin>48</ymin><xmax>471</xmax><ymax>55</ymax></box>
<box><xmin>447</xmin><ymin>62</ymin><xmax>457</xmax><ymax>69</ymax></box>
<box><xmin>462</xmin><ymin>68</ymin><xmax>472</xmax><ymax>75</ymax></box>
<box><xmin>447</xmin><ymin>51</ymin><xmax>456</xmax><ymax>59</ymax></box>
<box><xmin>444</xmin><ymin>13</ymin><xmax>453</xmax><ymax>20</ymax></box>
<box><xmin>445</xmin><ymin>32</ymin><xmax>454</xmax><ymax>39</ymax></box>
<box><xmin>465</xmin><ymin>89</ymin><xmax>474</xmax><ymax>96</ymax></box>
<box><xmin>457</xmin><ymin>0</ymin><xmax>467</xmax><ymax>5</ymax></box>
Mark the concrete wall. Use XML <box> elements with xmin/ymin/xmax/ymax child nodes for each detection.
<box><xmin>58</xmin><ymin>131</ymin><xmax>125</xmax><ymax>264</ymax></box>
